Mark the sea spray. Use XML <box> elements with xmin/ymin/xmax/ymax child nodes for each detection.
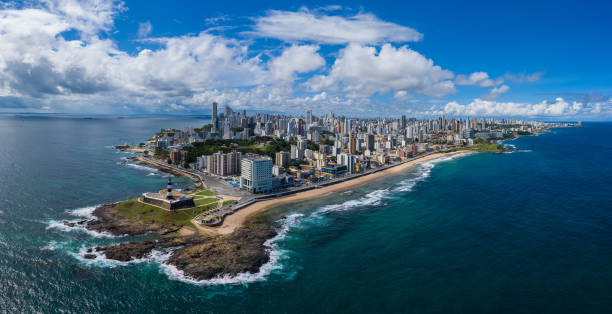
<box><xmin>45</xmin><ymin>205</ymin><xmax>124</xmax><ymax>238</ymax></box>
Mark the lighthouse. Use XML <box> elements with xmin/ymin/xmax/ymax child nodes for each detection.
<box><xmin>166</xmin><ymin>177</ymin><xmax>174</xmax><ymax>199</ymax></box>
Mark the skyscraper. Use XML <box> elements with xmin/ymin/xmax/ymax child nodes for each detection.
<box><xmin>211</xmin><ymin>102</ymin><xmax>218</xmax><ymax>131</ymax></box>
<box><xmin>306</xmin><ymin>110</ymin><xmax>312</xmax><ymax>125</ymax></box>
<box><xmin>366</xmin><ymin>134</ymin><xmax>375</xmax><ymax>151</ymax></box>
<box><xmin>225</xmin><ymin>104</ymin><xmax>233</xmax><ymax>119</ymax></box>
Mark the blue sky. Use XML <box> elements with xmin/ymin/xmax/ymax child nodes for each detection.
<box><xmin>0</xmin><ymin>0</ymin><xmax>610</xmax><ymax>119</ymax></box>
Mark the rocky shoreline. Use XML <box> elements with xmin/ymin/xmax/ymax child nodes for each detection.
<box><xmin>65</xmin><ymin>203</ymin><xmax>277</xmax><ymax>280</ymax></box>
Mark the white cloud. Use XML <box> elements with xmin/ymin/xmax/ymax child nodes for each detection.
<box><xmin>504</xmin><ymin>71</ymin><xmax>544</xmax><ymax>83</ymax></box>
<box><xmin>269</xmin><ymin>45</ymin><xmax>325</xmax><ymax>82</ymax></box>
<box><xmin>0</xmin><ymin>0</ymin><xmax>604</xmax><ymax>118</ymax></box>
<box><xmin>250</xmin><ymin>8</ymin><xmax>423</xmax><ymax>44</ymax></box>
<box><xmin>482</xmin><ymin>84</ymin><xmax>510</xmax><ymax>100</ymax></box>
<box><xmin>0</xmin><ymin>1</ymin><xmax>332</xmax><ymax>112</ymax></box>
<box><xmin>455</xmin><ymin>72</ymin><xmax>501</xmax><ymax>87</ymax></box>
<box><xmin>137</xmin><ymin>21</ymin><xmax>152</xmax><ymax>38</ymax></box>
<box><xmin>307</xmin><ymin>44</ymin><xmax>455</xmax><ymax>98</ymax></box>
<box><xmin>394</xmin><ymin>90</ymin><xmax>410</xmax><ymax>101</ymax></box>
<box><xmin>444</xmin><ymin>97</ymin><xmax>586</xmax><ymax>117</ymax></box>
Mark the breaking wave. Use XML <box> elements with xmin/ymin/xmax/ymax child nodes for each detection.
<box><xmin>45</xmin><ymin>205</ymin><xmax>122</xmax><ymax>238</ymax></box>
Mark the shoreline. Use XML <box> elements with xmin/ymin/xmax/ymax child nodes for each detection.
<box><xmin>201</xmin><ymin>150</ymin><xmax>469</xmax><ymax>235</ymax></box>
<box><xmin>134</xmin><ymin>156</ymin><xmax>203</xmax><ymax>187</ymax></box>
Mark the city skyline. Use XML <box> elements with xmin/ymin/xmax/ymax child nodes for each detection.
<box><xmin>0</xmin><ymin>0</ymin><xmax>611</xmax><ymax>120</ymax></box>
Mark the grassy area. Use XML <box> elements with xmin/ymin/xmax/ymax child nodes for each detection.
<box><xmin>194</xmin><ymin>198</ymin><xmax>218</xmax><ymax>206</ymax></box>
<box><xmin>222</xmin><ymin>200</ymin><xmax>236</xmax><ymax>206</ymax></box>
<box><xmin>191</xmin><ymin>188</ymin><xmax>214</xmax><ymax>196</ymax></box>
<box><xmin>114</xmin><ymin>198</ymin><xmax>217</xmax><ymax>227</ymax></box>
<box><xmin>461</xmin><ymin>143</ymin><xmax>506</xmax><ymax>152</ymax></box>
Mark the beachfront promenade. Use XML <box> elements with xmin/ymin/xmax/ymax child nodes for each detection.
<box><xmin>192</xmin><ymin>151</ymin><xmax>439</xmax><ymax>228</ymax></box>
<box><xmin>135</xmin><ymin>150</ymin><xmax>460</xmax><ymax>233</ymax></box>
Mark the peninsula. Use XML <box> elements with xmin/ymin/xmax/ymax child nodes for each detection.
<box><xmin>71</xmin><ymin>105</ymin><xmax>577</xmax><ymax>281</ymax></box>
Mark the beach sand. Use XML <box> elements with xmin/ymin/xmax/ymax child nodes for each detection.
<box><xmin>197</xmin><ymin>151</ymin><xmax>468</xmax><ymax>235</ymax></box>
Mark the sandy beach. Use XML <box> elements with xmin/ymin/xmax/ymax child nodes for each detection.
<box><xmin>200</xmin><ymin>151</ymin><xmax>468</xmax><ymax>235</ymax></box>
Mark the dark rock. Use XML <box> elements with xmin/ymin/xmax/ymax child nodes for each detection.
<box><xmin>83</xmin><ymin>254</ymin><xmax>97</xmax><ymax>259</ymax></box>
<box><xmin>103</xmin><ymin>241</ymin><xmax>156</xmax><ymax>262</ymax></box>
<box><xmin>86</xmin><ymin>202</ymin><xmax>280</xmax><ymax>280</ymax></box>
<box><xmin>168</xmin><ymin>222</ymin><xmax>277</xmax><ymax>280</ymax></box>
<box><xmin>86</xmin><ymin>248</ymin><xmax>92</xmax><ymax>253</ymax></box>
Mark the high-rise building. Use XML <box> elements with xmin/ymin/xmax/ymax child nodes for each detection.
<box><xmin>344</xmin><ymin>119</ymin><xmax>351</xmax><ymax>135</ymax></box>
<box><xmin>225</xmin><ymin>104</ymin><xmax>233</xmax><ymax>119</ymax></box>
<box><xmin>290</xmin><ymin>144</ymin><xmax>304</xmax><ymax>160</ymax></box>
<box><xmin>275</xmin><ymin>151</ymin><xmax>290</xmax><ymax>168</ymax></box>
<box><xmin>240</xmin><ymin>156</ymin><xmax>274</xmax><ymax>193</ymax></box>
<box><xmin>366</xmin><ymin>134</ymin><xmax>375</xmax><ymax>151</ymax></box>
<box><xmin>170</xmin><ymin>150</ymin><xmax>186</xmax><ymax>164</ymax></box>
<box><xmin>306</xmin><ymin>110</ymin><xmax>312</xmax><ymax>125</ymax></box>
<box><xmin>211</xmin><ymin>102</ymin><xmax>218</xmax><ymax>132</ymax></box>
<box><xmin>349</xmin><ymin>132</ymin><xmax>356</xmax><ymax>154</ymax></box>
<box><xmin>207</xmin><ymin>151</ymin><xmax>241</xmax><ymax>176</ymax></box>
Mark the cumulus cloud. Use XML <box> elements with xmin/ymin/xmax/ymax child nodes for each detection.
<box><xmin>0</xmin><ymin>0</ymin><xmax>603</xmax><ymax>118</ymax></box>
<box><xmin>444</xmin><ymin>97</ymin><xmax>587</xmax><ymax>117</ymax></box>
<box><xmin>269</xmin><ymin>45</ymin><xmax>325</xmax><ymax>82</ymax></box>
<box><xmin>250</xmin><ymin>8</ymin><xmax>423</xmax><ymax>44</ymax></box>
<box><xmin>482</xmin><ymin>84</ymin><xmax>510</xmax><ymax>100</ymax></box>
<box><xmin>137</xmin><ymin>21</ymin><xmax>152</xmax><ymax>38</ymax></box>
<box><xmin>504</xmin><ymin>71</ymin><xmax>544</xmax><ymax>83</ymax></box>
<box><xmin>455</xmin><ymin>72</ymin><xmax>502</xmax><ymax>87</ymax></box>
<box><xmin>0</xmin><ymin>1</ymin><xmax>332</xmax><ymax>112</ymax></box>
<box><xmin>307</xmin><ymin>44</ymin><xmax>455</xmax><ymax>98</ymax></box>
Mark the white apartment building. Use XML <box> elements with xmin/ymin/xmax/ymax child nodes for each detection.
<box><xmin>240</xmin><ymin>156</ymin><xmax>274</xmax><ymax>193</ymax></box>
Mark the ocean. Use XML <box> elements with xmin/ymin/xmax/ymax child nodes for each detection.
<box><xmin>0</xmin><ymin>115</ymin><xmax>611</xmax><ymax>313</ymax></box>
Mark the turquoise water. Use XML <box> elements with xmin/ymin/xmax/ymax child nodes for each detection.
<box><xmin>1</xmin><ymin>116</ymin><xmax>611</xmax><ymax>313</ymax></box>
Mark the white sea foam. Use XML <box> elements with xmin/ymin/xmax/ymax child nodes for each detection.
<box><xmin>70</xmin><ymin>245</ymin><xmax>168</xmax><ymax>267</ymax></box>
<box><xmin>45</xmin><ymin>205</ymin><xmax>123</xmax><ymax>238</ymax></box>
<box><xmin>123</xmin><ymin>162</ymin><xmax>158</xmax><ymax>172</ymax></box>
<box><xmin>313</xmin><ymin>189</ymin><xmax>390</xmax><ymax>216</ymax></box>
<box><xmin>45</xmin><ymin>219</ymin><xmax>120</xmax><ymax>238</ymax></box>
<box><xmin>394</xmin><ymin>152</ymin><xmax>470</xmax><ymax>192</ymax></box>
<box><xmin>66</xmin><ymin>205</ymin><xmax>99</xmax><ymax>220</ymax></box>
<box><xmin>42</xmin><ymin>240</ymin><xmax>61</xmax><ymax>251</ymax></box>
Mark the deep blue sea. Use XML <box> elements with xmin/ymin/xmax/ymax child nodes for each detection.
<box><xmin>1</xmin><ymin>116</ymin><xmax>611</xmax><ymax>313</ymax></box>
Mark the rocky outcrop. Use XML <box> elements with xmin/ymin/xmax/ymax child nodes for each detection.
<box><xmin>97</xmin><ymin>241</ymin><xmax>157</xmax><ymax>262</ymax></box>
<box><xmin>78</xmin><ymin>203</ymin><xmax>278</xmax><ymax>280</ymax></box>
<box><xmin>168</xmin><ymin>221</ymin><xmax>276</xmax><ymax>280</ymax></box>
<box><xmin>83</xmin><ymin>204</ymin><xmax>181</xmax><ymax>236</ymax></box>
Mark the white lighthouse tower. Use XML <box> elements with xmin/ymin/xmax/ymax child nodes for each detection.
<box><xmin>166</xmin><ymin>177</ymin><xmax>174</xmax><ymax>200</ymax></box>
